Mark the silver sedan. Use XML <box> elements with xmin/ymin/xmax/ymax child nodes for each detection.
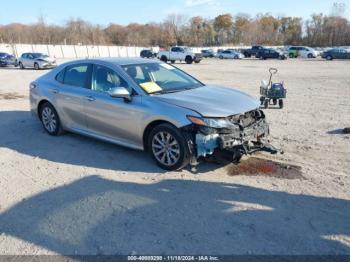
<box><xmin>18</xmin><ymin>53</ymin><xmax>56</xmax><ymax>70</ymax></box>
<box><xmin>30</xmin><ymin>58</ymin><xmax>274</xmax><ymax>170</ymax></box>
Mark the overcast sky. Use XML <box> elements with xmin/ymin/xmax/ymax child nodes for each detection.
<box><xmin>0</xmin><ymin>0</ymin><xmax>349</xmax><ymax>26</ymax></box>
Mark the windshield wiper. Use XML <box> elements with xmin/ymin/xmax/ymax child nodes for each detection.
<box><xmin>149</xmin><ymin>89</ymin><xmax>184</xmax><ymax>95</ymax></box>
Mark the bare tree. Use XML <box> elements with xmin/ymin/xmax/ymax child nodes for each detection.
<box><xmin>164</xmin><ymin>13</ymin><xmax>188</xmax><ymax>45</ymax></box>
<box><xmin>1</xmin><ymin>7</ymin><xmax>350</xmax><ymax>47</ymax></box>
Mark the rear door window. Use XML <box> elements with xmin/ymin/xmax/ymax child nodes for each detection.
<box><xmin>55</xmin><ymin>69</ymin><xmax>65</xmax><ymax>83</ymax></box>
<box><xmin>62</xmin><ymin>64</ymin><xmax>91</xmax><ymax>88</ymax></box>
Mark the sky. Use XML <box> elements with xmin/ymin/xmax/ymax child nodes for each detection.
<box><xmin>0</xmin><ymin>0</ymin><xmax>349</xmax><ymax>26</ymax></box>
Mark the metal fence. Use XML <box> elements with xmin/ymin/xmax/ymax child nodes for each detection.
<box><xmin>0</xmin><ymin>44</ymin><xmax>160</xmax><ymax>59</ymax></box>
<box><xmin>1</xmin><ymin>44</ymin><xmax>287</xmax><ymax>59</ymax></box>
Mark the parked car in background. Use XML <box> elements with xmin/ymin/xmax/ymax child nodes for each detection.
<box><xmin>201</xmin><ymin>49</ymin><xmax>215</xmax><ymax>58</ymax></box>
<box><xmin>140</xmin><ymin>49</ymin><xmax>157</xmax><ymax>59</ymax></box>
<box><xmin>30</xmin><ymin>58</ymin><xmax>276</xmax><ymax>170</ymax></box>
<box><xmin>257</xmin><ymin>48</ymin><xmax>287</xmax><ymax>60</ymax></box>
<box><xmin>18</xmin><ymin>53</ymin><xmax>56</xmax><ymax>70</ymax></box>
<box><xmin>288</xmin><ymin>46</ymin><xmax>317</xmax><ymax>58</ymax></box>
<box><xmin>242</xmin><ymin>45</ymin><xmax>265</xmax><ymax>57</ymax></box>
<box><xmin>321</xmin><ymin>48</ymin><xmax>350</xmax><ymax>60</ymax></box>
<box><xmin>217</xmin><ymin>50</ymin><xmax>244</xmax><ymax>59</ymax></box>
<box><xmin>158</xmin><ymin>46</ymin><xmax>202</xmax><ymax>64</ymax></box>
<box><xmin>0</xmin><ymin>52</ymin><xmax>18</xmax><ymax>67</ymax></box>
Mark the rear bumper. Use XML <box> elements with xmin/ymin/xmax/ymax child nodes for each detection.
<box><xmin>194</xmin><ymin>54</ymin><xmax>203</xmax><ymax>62</ymax></box>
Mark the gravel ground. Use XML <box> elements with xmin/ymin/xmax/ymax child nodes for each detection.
<box><xmin>0</xmin><ymin>58</ymin><xmax>349</xmax><ymax>255</ymax></box>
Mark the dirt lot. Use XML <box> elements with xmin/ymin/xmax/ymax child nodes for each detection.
<box><xmin>0</xmin><ymin>58</ymin><xmax>349</xmax><ymax>255</ymax></box>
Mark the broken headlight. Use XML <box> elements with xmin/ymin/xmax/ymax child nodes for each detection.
<box><xmin>187</xmin><ymin>116</ymin><xmax>239</xmax><ymax>129</ymax></box>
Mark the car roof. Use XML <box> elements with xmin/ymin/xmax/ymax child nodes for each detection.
<box><xmin>70</xmin><ymin>57</ymin><xmax>162</xmax><ymax>66</ymax></box>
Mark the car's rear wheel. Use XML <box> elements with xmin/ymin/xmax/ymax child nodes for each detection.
<box><xmin>40</xmin><ymin>102</ymin><xmax>62</xmax><ymax>136</ymax></box>
<box><xmin>34</xmin><ymin>62</ymin><xmax>40</xmax><ymax>70</ymax></box>
<box><xmin>160</xmin><ymin>56</ymin><xmax>167</xmax><ymax>63</ymax></box>
<box><xmin>326</xmin><ymin>55</ymin><xmax>333</xmax><ymax>61</ymax></box>
<box><xmin>307</xmin><ymin>53</ymin><xmax>313</xmax><ymax>58</ymax></box>
<box><xmin>219</xmin><ymin>55</ymin><xmax>224</xmax><ymax>59</ymax></box>
<box><xmin>148</xmin><ymin>124</ymin><xmax>190</xmax><ymax>171</ymax></box>
<box><xmin>185</xmin><ymin>56</ymin><xmax>193</xmax><ymax>64</ymax></box>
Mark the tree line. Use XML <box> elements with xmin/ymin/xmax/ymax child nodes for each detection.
<box><xmin>1</xmin><ymin>11</ymin><xmax>349</xmax><ymax>47</ymax></box>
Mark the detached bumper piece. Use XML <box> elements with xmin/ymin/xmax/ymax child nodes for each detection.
<box><xmin>194</xmin><ymin>116</ymin><xmax>280</xmax><ymax>163</ymax></box>
<box><xmin>219</xmin><ymin>119</ymin><xmax>269</xmax><ymax>149</ymax></box>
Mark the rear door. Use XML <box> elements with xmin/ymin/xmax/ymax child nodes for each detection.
<box><xmin>53</xmin><ymin>63</ymin><xmax>93</xmax><ymax>130</ymax></box>
<box><xmin>170</xmin><ymin>47</ymin><xmax>180</xmax><ymax>60</ymax></box>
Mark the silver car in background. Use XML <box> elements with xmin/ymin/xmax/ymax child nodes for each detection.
<box><xmin>30</xmin><ymin>58</ymin><xmax>276</xmax><ymax>170</ymax></box>
<box><xmin>217</xmin><ymin>50</ymin><xmax>244</xmax><ymax>59</ymax></box>
<box><xmin>19</xmin><ymin>53</ymin><xmax>56</xmax><ymax>70</ymax></box>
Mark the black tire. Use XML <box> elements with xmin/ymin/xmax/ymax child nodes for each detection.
<box><xmin>307</xmin><ymin>53</ymin><xmax>313</xmax><ymax>58</ymax></box>
<box><xmin>289</xmin><ymin>53</ymin><xmax>294</xmax><ymax>58</ymax></box>
<box><xmin>264</xmin><ymin>100</ymin><xmax>269</xmax><ymax>109</ymax></box>
<box><xmin>170</xmin><ymin>60</ymin><xmax>175</xmax><ymax>64</ymax></box>
<box><xmin>194</xmin><ymin>60</ymin><xmax>200</xmax><ymax>64</ymax></box>
<box><xmin>34</xmin><ymin>62</ymin><xmax>40</xmax><ymax>70</ymax></box>
<box><xmin>279</xmin><ymin>99</ymin><xmax>284</xmax><ymax>109</ymax></box>
<box><xmin>260</xmin><ymin>96</ymin><xmax>265</xmax><ymax>105</ymax></box>
<box><xmin>160</xmin><ymin>56</ymin><xmax>168</xmax><ymax>63</ymax></box>
<box><xmin>273</xmin><ymin>99</ymin><xmax>277</xmax><ymax>105</ymax></box>
<box><xmin>39</xmin><ymin>102</ymin><xmax>63</xmax><ymax>136</ymax></box>
<box><xmin>234</xmin><ymin>55</ymin><xmax>239</xmax><ymax>59</ymax></box>
<box><xmin>219</xmin><ymin>55</ymin><xmax>224</xmax><ymax>59</ymax></box>
<box><xmin>185</xmin><ymin>56</ymin><xmax>193</xmax><ymax>64</ymax></box>
<box><xmin>19</xmin><ymin>62</ymin><xmax>24</xmax><ymax>69</ymax></box>
<box><xmin>148</xmin><ymin>123</ymin><xmax>190</xmax><ymax>171</ymax></box>
<box><xmin>326</xmin><ymin>55</ymin><xmax>333</xmax><ymax>61</ymax></box>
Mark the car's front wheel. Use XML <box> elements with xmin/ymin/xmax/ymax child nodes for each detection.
<box><xmin>40</xmin><ymin>102</ymin><xmax>62</xmax><ymax>136</ymax></box>
<box><xmin>148</xmin><ymin>124</ymin><xmax>190</xmax><ymax>171</ymax></box>
<box><xmin>34</xmin><ymin>62</ymin><xmax>40</xmax><ymax>70</ymax></box>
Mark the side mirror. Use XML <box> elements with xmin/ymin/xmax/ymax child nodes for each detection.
<box><xmin>108</xmin><ymin>86</ymin><xmax>131</xmax><ymax>102</ymax></box>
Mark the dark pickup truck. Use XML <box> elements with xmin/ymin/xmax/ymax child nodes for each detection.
<box><xmin>242</xmin><ymin>45</ymin><xmax>264</xmax><ymax>58</ymax></box>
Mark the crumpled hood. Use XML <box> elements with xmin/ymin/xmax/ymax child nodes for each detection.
<box><xmin>155</xmin><ymin>85</ymin><xmax>260</xmax><ymax>117</ymax></box>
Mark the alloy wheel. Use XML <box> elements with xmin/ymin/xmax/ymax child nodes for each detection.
<box><xmin>41</xmin><ymin>107</ymin><xmax>57</xmax><ymax>133</ymax></box>
<box><xmin>152</xmin><ymin>131</ymin><xmax>180</xmax><ymax>166</ymax></box>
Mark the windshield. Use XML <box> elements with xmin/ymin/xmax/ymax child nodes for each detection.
<box><xmin>122</xmin><ymin>63</ymin><xmax>203</xmax><ymax>94</ymax></box>
<box><xmin>33</xmin><ymin>53</ymin><xmax>49</xmax><ymax>59</ymax></box>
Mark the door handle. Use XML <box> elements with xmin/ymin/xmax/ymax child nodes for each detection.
<box><xmin>86</xmin><ymin>96</ymin><xmax>96</xmax><ymax>102</ymax></box>
<box><xmin>50</xmin><ymin>88</ymin><xmax>59</xmax><ymax>94</ymax></box>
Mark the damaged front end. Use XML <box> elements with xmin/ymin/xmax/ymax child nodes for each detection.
<box><xmin>183</xmin><ymin>109</ymin><xmax>279</xmax><ymax>164</ymax></box>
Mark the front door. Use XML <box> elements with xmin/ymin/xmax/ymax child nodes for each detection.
<box><xmin>83</xmin><ymin>64</ymin><xmax>144</xmax><ymax>147</ymax></box>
